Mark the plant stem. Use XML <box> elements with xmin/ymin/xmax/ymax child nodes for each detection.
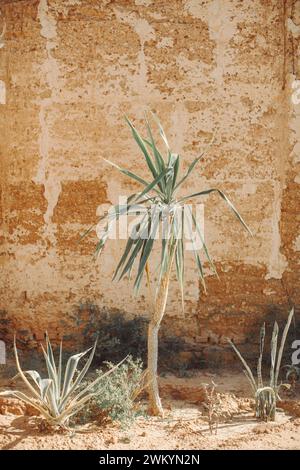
<box><xmin>147</xmin><ymin>245</ymin><xmax>176</xmax><ymax>417</ymax></box>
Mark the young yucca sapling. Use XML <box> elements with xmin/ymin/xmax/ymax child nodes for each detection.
<box><xmin>0</xmin><ymin>333</ymin><xmax>126</xmax><ymax>429</ymax></box>
<box><xmin>84</xmin><ymin>113</ymin><xmax>252</xmax><ymax>416</ymax></box>
<box><xmin>228</xmin><ymin>307</ymin><xmax>294</xmax><ymax>421</ymax></box>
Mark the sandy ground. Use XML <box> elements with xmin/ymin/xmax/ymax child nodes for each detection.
<box><xmin>0</xmin><ymin>370</ymin><xmax>300</xmax><ymax>450</ymax></box>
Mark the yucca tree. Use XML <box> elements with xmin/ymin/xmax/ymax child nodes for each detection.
<box><xmin>88</xmin><ymin>113</ymin><xmax>252</xmax><ymax>416</ymax></box>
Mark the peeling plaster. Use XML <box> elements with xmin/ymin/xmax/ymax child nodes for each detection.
<box><xmin>52</xmin><ymin>0</ymin><xmax>82</xmax><ymax>18</ymax></box>
<box><xmin>293</xmin><ymin>235</ymin><xmax>300</xmax><ymax>252</ymax></box>
<box><xmin>156</xmin><ymin>37</ymin><xmax>174</xmax><ymax>49</ymax></box>
<box><xmin>0</xmin><ymin>79</ymin><xmax>5</xmax><ymax>104</ymax></box>
<box><xmin>265</xmin><ymin>182</ymin><xmax>288</xmax><ymax>280</ymax></box>
<box><xmin>186</xmin><ymin>0</ymin><xmax>237</xmax><ymax>91</ymax></box>
<box><xmin>242</xmin><ymin>182</ymin><xmax>257</xmax><ymax>195</ymax></box>
<box><xmin>113</xmin><ymin>7</ymin><xmax>155</xmax><ymax>96</ymax></box>
<box><xmin>287</xmin><ymin>18</ymin><xmax>300</xmax><ymax>37</ymax></box>
<box><xmin>206</xmin><ymin>0</ymin><xmax>237</xmax><ymax>90</ymax></box>
<box><xmin>35</xmin><ymin>0</ymin><xmax>62</xmax><ymax>236</ymax></box>
<box><xmin>290</xmin><ymin>75</ymin><xmax>300</xmax><ymax>164</ymax></box>
<box><xmin>135</xmin><ymin>0</ymin><xmax>153</xmax><ymax>6</ymax></box>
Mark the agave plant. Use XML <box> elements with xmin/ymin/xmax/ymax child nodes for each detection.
<box><xmin>85</xmin><ymin>113</ymin><xmax>252</xmax><ymax>416</ymax></box>
<box><xmin>0</xmin><ymin>334</ymin><xmax>125</xmax><ymax>429</ymax></box>
<box><xmin>229</xmin><ymin>307</ymin><xmax>294</xmax><ymax>421</ymax></box>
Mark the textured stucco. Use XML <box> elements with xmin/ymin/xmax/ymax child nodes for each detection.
<box><xmin>0</xmin><ymin>0</ymin><xmax>299</xmax><ymax>358</ymax></box>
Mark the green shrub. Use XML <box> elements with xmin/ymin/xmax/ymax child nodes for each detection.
<box><xmin>85</xmin><ymin>356</ymin><xmax>146</xmax><ymax>427</ymax></box>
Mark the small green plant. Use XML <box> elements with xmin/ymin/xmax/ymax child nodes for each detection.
<box><xmin>84</xmin><ymin>356</ymin><xmax>146</xmax><ymax>426</ymax></box>
<box><xmin>228</xmin><ymin>307</ymin><xmax>294</xmax><ymax>421</ymax></box>
<box><xmin>0</xmin><ymin>333</ymin><xmax>125</xmax><ymax>429</ymax></box>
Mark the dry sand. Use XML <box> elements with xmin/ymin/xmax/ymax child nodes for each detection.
<box><xmin>0</xmin><ymin>370</ymin><xmax>299</xmax><ymax>450</ymax></box>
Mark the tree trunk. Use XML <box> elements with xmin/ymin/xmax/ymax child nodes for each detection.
<box><xmin>147</xmin><ymin>269</ymin><xmax>172</xmax><ymax>416</ymax></box>
<box><xmin>147</xmin><ymin>321</ymin><xmax>163</xmax><ymax>416</ymax></box>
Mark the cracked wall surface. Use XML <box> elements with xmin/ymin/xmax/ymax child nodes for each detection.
<box><xmin>0</xmin><ymin>0</ymin><xmax>299</xmax><ymax>360</ymax></box>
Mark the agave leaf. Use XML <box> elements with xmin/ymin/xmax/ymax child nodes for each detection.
<box><xmin>194</xmin><ymin>252</ymin><xmax>206</xmax><ymax>293</ymax></box>
<box><xmin>57</xmin><ymin>341</ymin><xmax>62</xmax><ymax>398</ymax></box>
<box><xmin>185</xmin><ymin>206</ymin><xmax>206</xmax><ymax>292</ymax></box>
<box><xmin>41</xmin><ymin>344</ymin><xmax>59</xmax><ymax>399</ymax></box>
<box><xmin>113</xmin><ymin>234</ymin><xmax>137</xmax><ymax>281</ymax></box>
<box><xmin>134</xmin><ymin>207</ymin><xmax>160</xmax><ymax>291</ymax></box>
<box><xmin>45</xmin><ymin>380</ymin><xmax>60</xmax><ymax>417</ymax></box>
<box><xmin>13</xmin><ymin>336</ymin><xmax>41</xmax><ymax>401</ymax></box>
<box><xmin>179</xmin><ymin>188</ymin><xmax>252</xmax><ymax>235</ymax></box>
<box><xmin>39</xmin><ymin>378</ymin><xmax>53</xmax><ymax>401</ymax></box>
<box><xmin>101</xmin><ymin>156</ymin><xmax>162</xmax><ymax>198</ymax></box>
<box><xmin>274</xmin><ymin>307</ymin><xmax>294</xmax><ymax>389</ymax></box>
<box><xmin>58</xmin><ymin>392</ymin><xmax>97</xmax><ymax>423</ymax></box>
<box><xmin>45</xmin><ymin>332</ymin><xmax>57</xmax><ymax>377</ymax></box>
<box><xmin>125</xmin><ymin>115</ymin><xmax>158</xmax><ymax>181</ymax></box>
<box><xmin>118</xmin><ymin>238</ymin><xmax>145</xmax><ymax>281</ymax></box>
<box><xmin>144</xmin><ymin>114</ymin><xmax>166</xmax><ymax>187</ymax></box>
<box><xmin>228</xmin><ymin>339</ymin><xmax>257</xmax><ymax>391</ymax></box>
<box><xmin>0</xmin><ymin>390</ymin><xmax>53</xmax><ymax>420</ymax></box>
<box><xmin>257</xmin><ymin>323</ymin><xmax>265</xmax><ymax>389</ymax></box>
<box><xmin>78</xmin><ymin>224</ymin><xmax>95</xmax><ymax>243</ymax></box>
<box><xmin>172</xmin><ymin>154</ymin><xmax>180</xmax><ymax>191</ymax></box>
<box><xmin>157</xmin><ymin>215</ymin><xmax>175</xmax><ymax>288</ymax></box>
<box><xmin>242</xmin><ymin>370</ymin><xmax>257</xmax><ymax>394</ymax></box>
<box><xmin>59</xmin><ymin>339</ymin><xmax>98</xmax><ymax>409</ymax></box>
<box><xmin>270</xmin><ymin>322</ymin><xmax>279</xmax><ymax>388</ymax></box>
<box><xmin>61</xmin><ymin>346</ymin><xmax>93</xmax><ymax>398</ymax></box>
<box><xmin>136</xmin><ymin>167</ymin><xmax>169</xmax><ymax>203</ymax></box>
<box><xmin>17</xmin><ymin>370</ymin><xmax>42</xmax><ymax>389</ymax></box>
<box><xmin>94</xmin><ymin>211</ymin><xmax>121</xmax><ymax>260</ymax></box>
<box><xmin>118</xmin><ymin>212</ymin><xmax>153</xmax><ymax>280</ymax></box>
<box><xmin>190</xmin><ymin>210</ymin><xmax>219</xmax><ymax>279</ymax></box>
<box><xmin>113</xmin><ymin>213</ymin><xmax>149</xmax><ymax>281</ymax></box>
<box><xmin>150</xmin><ymin>111</ymin><xmax>170</xmax><ymax>151</ymax></box>
<box><xmin>67</xmin><ymin>356</ymin><xmax>129</xmax><ymax>408</ymax></box>
<box><xmin>165</xmin><ymin>153</ymin><xmax>178</xmax><ymax>200</ymax></box>
<box><xmin>95</xmin><ymin>200</ymin><xmax>155</xmax><ymax>264</ymax></box>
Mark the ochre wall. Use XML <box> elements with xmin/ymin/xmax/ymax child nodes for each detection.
<box><xmin>0</xmin><ymin>0</ymin><xmax>299</xmax><ymax>357</ymax></box>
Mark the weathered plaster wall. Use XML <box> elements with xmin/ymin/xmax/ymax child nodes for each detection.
<box><xmin>0</xmin><ymin>0</ymin><xmax>299</xmax><ymax>358</ymax></box>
